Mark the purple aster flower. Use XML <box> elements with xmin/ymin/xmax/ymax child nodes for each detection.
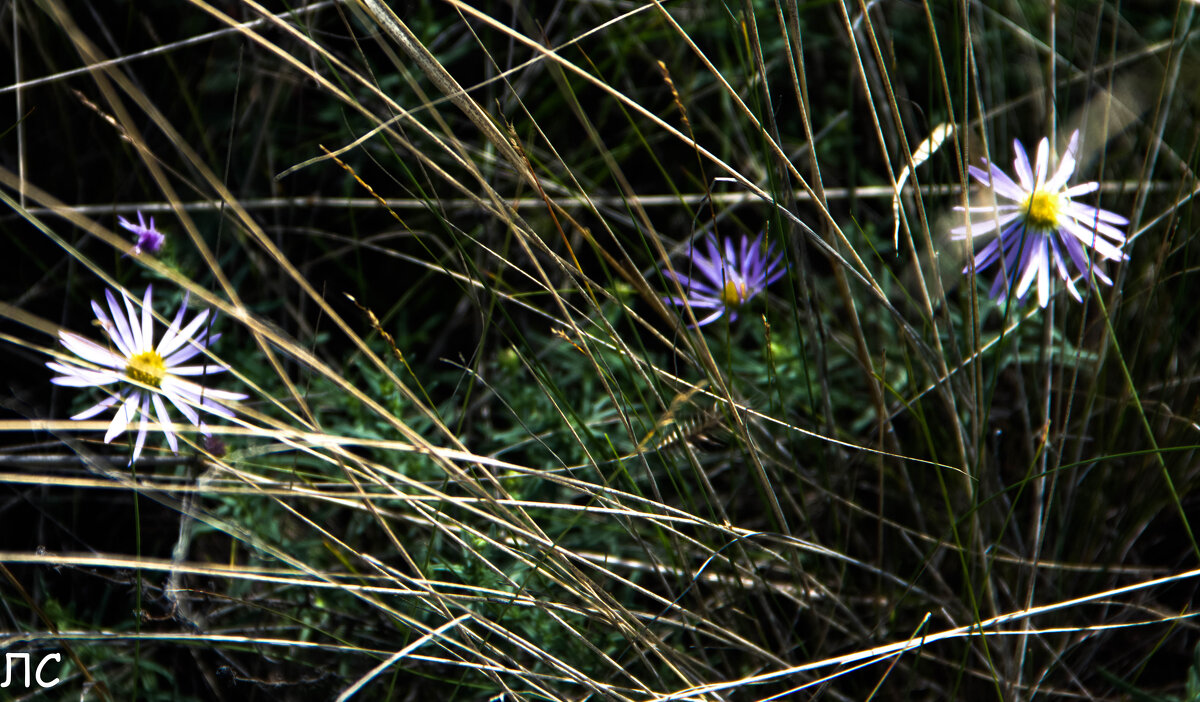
<box><xmin>663</xmin><ymin>231</ymin><xmax>785</xmax><ymax>326</ymax></box>
<box><xmin>118</xmin><ymin>210</ymin><xmax>165</xmax><ymax>255</ymax></box>
<box><xmin>952</xmin><ymin>130</ymin><xmax>1129</xmax><ymax>308</ymax></box>
<box><xmin>47</xmin><ymin>286</ymin><xmax>246</xmax><ymax>463</ymax></box>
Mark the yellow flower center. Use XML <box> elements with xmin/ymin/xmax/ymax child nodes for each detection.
<box><xmin>721</xmin><ymin>280</ymin><xmax>749</xmax><ymax>307</ymax></box>
<box><xmin>126</xmin><ymin>350</ymin><xmax>166</xmax><ymax>388</ymax></box>
<box><xmin>1023</xmin><ymin>189</ymin><xmax>1062</xmax><ymax>230</ymax></box>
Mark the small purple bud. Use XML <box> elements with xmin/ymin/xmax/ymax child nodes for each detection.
<box><xmin>118</xmin><ymin>210</ymin><xmax>165</xmax><ymax>255</ymax></box>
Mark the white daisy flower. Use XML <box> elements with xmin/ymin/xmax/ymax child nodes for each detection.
<box><xmin>47</xmin><ymin>286</ymin><xmax>245</xmax><ymax>463</ymax></box>
<box><xmin>952</xmin><ymin>130</ymin><xmax>1129</xmax><ymax>308</ymax></box>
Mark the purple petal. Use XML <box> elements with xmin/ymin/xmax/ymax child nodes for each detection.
<box><xmin>723</xmin><ymin>237</ymin><xmax>737</xmax><ymax>268</ymax></box>
<box><xmin>738</xmin><ymin>235</ymin><xmax>752</xmax><ymax>275</ymax></box>
<box><xmin>765</xmin><ymin>252</ymin><xmax>786</xmax><ymax>284</ymax></box>
<box><xmin>697</xmin><ymin>236</ymin><xmax>728</xmax><ymax>285</ymax></box>
<box><xmin>967</xmin><ymin>164</ymin><xmax>993</xmax><ymax>186</ymax></box>
<box><xmin>967</xmin><ymin>236</ymin><xmax>1004</xmax><ymax>272</ymax></box>
<box><xmin>664</xmin><ymin>271</ymin><xmax>717</xmax><ymax>297</ymax></box>
<box><xmin>664</xmin><ymin>295</ymin><xmax>723</xmax><ymax>309</ymax></box>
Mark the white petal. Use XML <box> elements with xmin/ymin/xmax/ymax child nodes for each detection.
<box><xmin>987</xmin><ymin>166</ymin><xmax>1029</xmax><ymax>202</ymax></box>
<box><xmin>1061</xmin><ymin>181</ymin><xmax>1099</xmax><ymax>198</ymax></box>
<box><xmin>162</xmin><ymin>389</ymin><xmax>201</xmax><ymax>426</ymax></box>
<box><xmin>157</xmin><ymin>309</ymin><xmax>210</xmax><ymax>358</ymax></box>
<box><xmin>121</xmin><ymin>290</ymin><xmax>144</xmax><ymax>352</ymax></box>
<box><xmin>1013</xmin><ymin>139</ymin><xmax>1035</xmax><ymax>192</ymax></box>
<box><xmin>72</xmin><ymin>394</ymin><xmax>121</xmax><ymax>420</ymax></box>
<box><xmin>91</xmin><ymin>299</ymin><xmax>133</xmax><ymax>357</ymax></box>
<box><xmin>47</xmin><ymin>360</ymin><xmax>121</xmax><ymax>385</ymax></box>
<box><xmin>140</xmin><ymin>286</ymin><xmax>155</xmax><ymax>355</ymax></box>
<box><xmin>1015</xmin><ymin>241</ymin><xmax>1042</xmax><ymax>301</ymax></box>
<box><xmin>152</xmin><ymin>393</ymin><xmax>179</xmax><ymax>453</ymax></box>
<box><xmin>178</xmin><ymin>329</ymin><xmax>217</xmax><ymax>359</ymax></box>
<box><xmin>157</xmin><ymin>293</ymin><xmax>191</xmax><ymax>355</ymax></box>
<box><xmin>1071</xmin><ymin>203</ymin><xmax>1128</xmax><ymax>225</ymax></box>
<box><xmin>169</xmin><ymin>365</ymin><xmax>226</xmax><ymax>376</ymax></box>
<box><xmin>951</xmin><ymin>211</ymin><xmax>1022</xmax><ymax>239</ymax></box>
<box><xmin>1036</xmin><ymin>239</ymin><xmax>1051</xmax><ymax>308</ymax></box>
<box><xmin>130</xmin><ymin>394</ymin><xmax>152</xmax><ymax>462</ymax></box>
<box><xmin>163</xmin><ymin>340</ymin><xmax>210</xmax><ymax>367</ymax></box>
<box><xmin>1062</xmin><ymin>221</ymin><xmax>1126</xmax><ymax>260</ymax></box>
<box><xmin>59</xmin><ymin>332</ymin><xmax>125</xmax><ymax>369</ymax></box>
<box><xmin>105</xmin><ymin>394</ymin><xmax>140</xmax><ymax>444</ymax></box>
<box><xmin>208</xmin><ymin>387</ymin><xmax>249</xmax><ymax>401</ymax></box>
<box><xmin>1088</xmin><ymin>219</ymin><xmax>1128</xmax><ymax>243</ymax></box>
<box><xmin>1033</xmin><ymin>137</ymin><xmax>1050</xmax><ymax>190</ymax></box>
<box><xmin>199</xmin><ymin>399</ymin><xmax>236</xmax><ymax>419</ymax></box>
<box><xmin>165</xmin><ymin>381</ymin><xmax>238</xmax><ymax>419</ymax></box>
<box><xmin>105</xmin><ymin>289</ymin><xmax>138</xmax><ymax>354</ymax></box>
<box><xmin>960</xmin><ymin>205</ymin><xmax>1021</xmax><ymax>214</ymax></box>
<box><xmin>1045</xmin><ymin>131</ymin><xmax>1080</xmax><ymax>192</ymax></box>
<box><xmin>967</xmin><ymin>164</ymin><xmax>992</xmax><ymax>185</ymax></box>
<box><xmin>1064</xmin><ymin>203</ymin><xmax>1128</xmax><ymax>239</ymax></box>
<box><xmin>164</xmin><ymin>376</ymin><xmax>247</xmax><ymax>402</ymax></box>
